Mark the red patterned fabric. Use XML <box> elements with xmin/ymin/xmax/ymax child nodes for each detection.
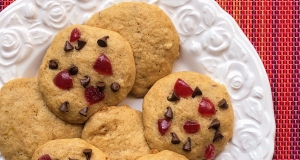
<box><xmin>1</xmin><ymin>0</ymin><xmax>298</xmax><ymax>159</ymax></box>
<box><xmin>0</xmin><ymin>0</ymin><xmax>11</xmax><ymax>11</ymax></box>
<box><xmin>216</xmin><ymin>1</ymin><xmax>298</xmax><ymax>159</ymax></box>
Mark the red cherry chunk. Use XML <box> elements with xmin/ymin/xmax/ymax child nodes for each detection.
<box><xmin>198</xmin><ymin>97</ymin><xmax>216</xmax><ymax>116</ymax></box>
<box><xmin>183</xmin><ymin>120</ymin><xmax>200</xmax><ymax>133</ymax></box>
<box><xmin>93</xmin><ymin>54</ymin><xmax>112</xmax><ymax>75</ymax></box>
<box><xmin>54</xmin><ymin>70</ymin><xmax>73</xmax><ymax>90</ymax></box>
<box><xmin>174</xmin><ymin>78</ymin><xmax>193</xmax><ymax>97</ymax></box>
<box><xmin>38</xmin><ymin>154</ymin><xmax>52</xmax><ymax>160</ymax></box>
<box><xmin>70</xmin><ymin>28</ymin><xmax>81</xmax><ymax>42</ymax></box>
<box><xmin>204</xmin><ymin>144</ymin><xmax>216</xmax><ymax>160</ymax></box>
<box><xmin>157</xmin><ymin>118</ymin><xmax>171</xmax><ymax>135</ymax></box>
<box><xmin>84</xmin><ymin>86</ymin><xmax>105</xmax><ymax>105</ymax></box>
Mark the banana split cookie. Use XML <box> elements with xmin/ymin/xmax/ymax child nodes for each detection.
<box><xmin>37</xmin><ymin>25</ymin><xmax>135</xmax><ymax>123</ymax></box>
<box><xmin>86</xmin><ymin>2</ymin><xmax>180</xmax><ymax>97</ymax></box>
<box><xmin>81</xmin><ymin>105</ymin><xmax>151</xmax><ymax>160</ymax></box>
<box><xmin>142</xmin><ymin>71</ymin><xmax>234</xmax><ymax>160</ymax></box>
<box><xmin>31</xmin><ymin>138</ymin><xmax>109</xmax><ymax>160</ymax></box>
<box><xmin>0</xmin><ymin>78</ymin><xmax>82</xmax><ymax>160</ymax></box>
<box><xmin>137</xmin><ymin>150</ymin><xmax>188</xmax><ymax>160</ymax></box>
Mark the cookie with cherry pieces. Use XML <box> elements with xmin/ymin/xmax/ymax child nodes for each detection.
<box><xmin>81</xmin><ymin>105</ymin><xmax>151</xmax><ymax>160</ymax></box>
<box><xmin>0</xmin><ymin>78</ymin><xmax>82</xmax><ymax>160</ymax></box>
<box><xmin>86</xmin><ymin>2</ymin><xmax>180</xmax><ymax>98</ymax></box>
<box><xmin>37</xmin><ymin>25</ymin><xmax>136</xmax><ymax>123</ymax></box>
<box><xmin>31</xmin><ymin>138</ymin><xmax>109</xmax><ymax>160</ymax></box>
<box><xmin>142</xmin><ymin>71</ymin><xmax>234</xmax><ymax>160</ymax></box>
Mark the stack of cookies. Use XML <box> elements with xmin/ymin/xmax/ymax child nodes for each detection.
<box><xmin>0</xmin><ymin>2</ymin><xmax>233</xmax><ymax>160</ymax></box>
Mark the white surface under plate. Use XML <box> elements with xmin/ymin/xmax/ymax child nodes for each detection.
<box><xmin>0</xmin><ymin>0</ymin><xmax>275</xmax><ymax>159</ymax></box>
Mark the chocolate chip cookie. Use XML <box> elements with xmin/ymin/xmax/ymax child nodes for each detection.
<box><xmin>86</xmin><ymin>2</ymin><xmax>180</xmax><ymax>97</ymax></box>
<box><xmin>142</xmin><ymin>71</ymin><xmax>234</xmax><ymax>160</ymax></box>
<box><xmin>81</xmin><ymin>105</ymin><xmax>151</xmax><ymax>160</ymax></box>
<box><xmin>0</xmin><ymin>78</ymin><xmax>82</xmax><ymax>160</ymax></box>
<box><xmin>31</xmin><ymin>138</ymin><xmax>109</xmax><ymax>160</ymax></box>
<box><xmin>37</xmin><ymin>25</ymin><xmax>136</xmax><ymax>123</ymax></box>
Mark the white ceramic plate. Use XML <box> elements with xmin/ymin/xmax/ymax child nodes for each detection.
<box><xmin>0</xmin><ymin>0</ymin><xmax>275</xmax><ymax>159</ymax></box>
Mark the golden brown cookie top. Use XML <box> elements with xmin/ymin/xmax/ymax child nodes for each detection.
<box><xmin>31</xmin><ymin>138</ymin><xmax>109</xmax><ymax>160</ymax></box>
<box><xmin>86</xmin><ymin>2</ymin><xmax>180</xmax><ymax>97</ymax></box>
<box><xmin>0</xmin><ymin>78</ymin><xmax>82</xmax><ymax>160</ymax></box>
<box><xmin>142</xmin><ymin>71</ymin><xmax>234</xmax><ymax>160</ymax></box>
<box><xmin>137</xmin><ymin>150</ymin><xmax>188</xmax><ymax>160</ymax></box>
<box><xmin>38</xmin><ymin>24</ymin><xmax>135</xmax><ymax>123</ymax></box>
<box><xmin>81</xmin><ymin>105</ymin><xmax>151</xmax><ymax>160</ymax></box>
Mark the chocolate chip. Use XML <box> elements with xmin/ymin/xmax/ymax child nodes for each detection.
<box><xmin>182</xmin><ymin>137</ymin><xmax>191</xmax><ymax>152</ymax></box>
<box><xmin>164</xmin><ymin>107</ymin><xmax>173</xmax><ymax>119</ymax></box>
<box><xmin>64</xmin><ymin>41</ymin><xmax>74</xmax><ymax>51</ymax></box>
<box><xmin>68</xmin><ymin>158</ymin><xmax>77</xmax><ymax>160</ymax></box>
<box><xmin>69</xmin><ymin>65</ymin><xmax>78</xmax><ymax>75</ymax></box>
<box><xmin>218</xmin><ymin>98</ymin><xmax>228</xmax><ymax>109</ymax></box>
<box><xmin>80</xmin><ymin>76</ymin><xmax>90</xmax><ymax>88</ymax></box>
<box><xmin>110</xmin><ymin>83</ymin><xmax>120</xmax><ymax>92</ymax></box>
<box><xmin>171</xmin><ymin>132</ymin><xmax>180</xmax><ymax>144</ymax></box>
<box><xmin>75</xmin><ymin>40</ymin><xmax>86</xmax><ymax>50</ymax></box>
<box><xmin>96</xmin><ymin>81</ymin><xmax>106</xmax><ymax>92</ymax></box>
<box><xmin>97</xmin><ymin>36</ymin><xmax>109</xmax><ymax>47</ymax></box>
<box><xmin>49</xmin><ymin>60</ymin><xmax>58</xmax><ymax>70</ymax></box>
<box><xmin>208</xmin><ymin>119</ymin><xmax>220</xmax><ymax>130</ymax></box>
<box><xmin>213</xmin><ymin>130</ymin><xmax>224</xmax><ymax>142</ymax></box>
<box><xmin>167</xmin><ymin>92</ymin><xmax>180</xmax><ymax>101</ymax></box>
<box><xmin>79</xmin><ymin>107</ymin><xmax>89</xmax><ymax>117</ymax></box>
<box><xmin>83</xmin><ymin>149</ymin><xmax>92</xmax><ymax>160</ymax></box>
<box><xmin>59</xmin><ymin>101</ymin><xmax>69</xmax><ymax>112</ymax></box>
<box><xmin>192</xmin><ymin>87</ymin><xmax>202</xmax><ymax>98</ymax></box>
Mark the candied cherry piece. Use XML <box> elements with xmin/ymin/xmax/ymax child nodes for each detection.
<box><xmin>183</xmin><ymin>120</ymin><xmax>200</xmax><ymax>133</ymax></box>
<box><xmin>54</xmin><ymin>70</ymin><xmax>73</xmax><ymax>90</ymax></box>
<box><xmin>93</xmin><ymin>54</ymin><xmax>112</xmax><ymax>75</ymax></box>
<box><xmin>70</xmin><ymin>28</ymin><xmax>81</xmax><ymax>42</ymax></box>
<box><xmin>157</xmin><ymin>118</ymin><xmax>171</xmax><ymax>135</ymax></box>
<box><xmin>84</xmin><ymin>86</ymin><xmax>105</xmax><ymax>105</ymax></box>
<box><xmin>204</xmin><ymin>144</ymin><xmax>216</xmax><ymax>160</ymax></box>
<box><xmin>198</xmin><ymin>97</ymin><xmax>216</xmax><ymax>116</ymax></box>
<box><xmin>174</xmin><ymin>78</ymin><xmax>193</xmax><ymax>97</ymax></box>
<box><xmin>38</xmin><ymin>154</ymin><xmax>52</xmax><ymax>160</ymax></box>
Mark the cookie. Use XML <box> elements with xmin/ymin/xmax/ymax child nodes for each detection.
<box><xmin>142</xmin><ymin>71</ymin><xmax>234</xmax><ymax>160</ymax></box>
<box><xmin>81</xmin><ymin>105</ymin><xmax>151</xmax><ymax>160</ymax></box>
<box><xmin>37</xmin><ymin>24</ymin><xmax>136</xmax><ymax>123</ymax></box>
<box><xmin>31</xmin><ymin>138</ymin><xmax>109</xmax><ymax>160</ymax></box>
<box><xmin>137</xmin><ymin>150</ymin><xmax>188</xmax><ymax>160</ymax></box>
<box><xmin>0</xmin><ymin>78</ymin><xmax>82</xmax><ymax>160</ymax></box>
<box><xmin>86</xmin><ymin>2</ymin><xmax>180</xmax><ymax>97</ymax></box>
